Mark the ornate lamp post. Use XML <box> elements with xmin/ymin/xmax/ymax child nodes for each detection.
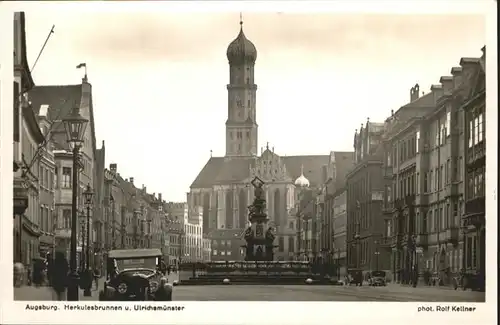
<box><xmin>83</xmin><ymin>184</ymin><xmax>94</xmax><ymax>297</ymax></box>
<box><xmin>63</xmin><ymin>106</ymin><xmax>88</xmax><ymax>301</ymax></box>
<box><xmin>80</xmin><ymin>212</ymin><xmax>86</xmax><ymax>271</ymax></box>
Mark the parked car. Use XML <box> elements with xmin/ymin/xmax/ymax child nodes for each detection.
<box><xmin>99</xmin><ymin>249</ymin><xmax>172</xmax><ymax>301</ymax></box>
<box><xmin>347</xmin><ymin>268</ymin><xmax>363</xmax><ymax>286</ymax></box>
<box><xmin>368</xmin><ymin>271</ymin><xmax>387</xmax><ymax>286</ymax></box>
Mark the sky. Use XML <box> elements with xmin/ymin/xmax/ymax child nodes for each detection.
<box><xmin>16</xmin><ymin>3</ymin><xmax>486</xmax><ymax>202</ymax></box>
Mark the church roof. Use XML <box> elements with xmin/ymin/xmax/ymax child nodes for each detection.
<box><xmin>226</xmin><ymin>22</ymin><xmax>257</xmax><ymax>65</ymax></box>
<box><xmin>190</xmin><ymin>152</ymin><xmax>354</xmax><ymax>189</ymax></box>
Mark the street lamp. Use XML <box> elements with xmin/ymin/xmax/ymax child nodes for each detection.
<box><xmin>63</xmin><ymin>106</ymin><xmax>88</xmax><ymax>301</ymax></box>
<box><xmin>79</xmin><ymin>213</ymin><xmax>86</xmax><ymax>271</ymax></box>
<box><xmin>374</xmin><ymin>240</ymin><xmax>380</xmax><ymax>272</ymax></box>
<box><xmin>83</xmin><ymin>183</ymin><xmax>94</xmax><ymax>297</ymax></box>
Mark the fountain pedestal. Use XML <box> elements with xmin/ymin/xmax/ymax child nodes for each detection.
<box><xmin>242</xmin><ymin>177</ymin><xmax>276</xmax><ymax>261</ymax></box>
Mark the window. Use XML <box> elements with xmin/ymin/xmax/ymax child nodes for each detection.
<box><xmin>446</xmin><ymin>160</ymin><xmax>451</xmax><ymax>184</ymax></box>
<box><xmin>416</xmin><ymin>173</ymin><xmax>420</xmax><ymax>194</ymax></box>
<box><xmin>440</xmin><ymin>165</ymin><xmax>444</xmax><ymax>189</ymax></box>
<box><xmin>435</xmin><ymin>123</ymin><xmax>440</xmax><ymax>146</ymax></box>
<box><xmin>387</xmin><ymin>152</ymin><xmax>391</xmax><ymax>166</ymax></box>
<box><xmin>63</xmin><ymin>209</ymin><xmax>71</xmax><ymax>229</ymax></box>
<box><xmin>446</xmin><ymin>111</ymin><xmax>451</xmax><ymax>136</ymax></box>
<box><xmin>386</xmin><ymin>185</ymin><xmax>392</xmax><ymax>204</ymax></box>
<box><xmin>289</xmin><ymin>222</ymin><xmax>294</xmax><ymax>230</ymax></box>
<box><xmin>385</xmin><ymin>220</ymin><xmax>392</xmax><ymax>237</ymax></box>
<box><xmin>62</xmin><ymin>167</ymin><xmax>72</xmax><ymax>188</ymax></box>
<box><xmin>429</xmin><ymin>210</ymin><xmax>434</xmax><ymax>232</ymax></box>
<box><xmin>227</xmin><ymin>251</ymin><xmax>231</xmax><ymax>256</ymax></box>
<box><xmin>39</xmin><ymin>167</ymin><xmax>44</xmax><ymax>187</ymax></box>
<box><xmin>424</xmin><ymin>173</ymin><xmax>428</xmax><ymax>193</ymax></box>
<box><xmin>468</xmin><ymin>119</ymin><xmax>474</xmax><ymax>148</ymax></box>
<box><xmin>212</xmin><ymin>249</ymin><xmax>217</xmax><ymax>255</ymax></box>
<box><xmin>288</xmin><ymin>236</ymin><xmax>295</xmax><ymax>253</ymax></box>
<box><xmin>477</xmin><ymin>113</ymin><xmax>483</xmax><ymax>143</ymax></box>
<box><xmin>430</xmin><ymin>170</ymin><xmax>433</xmax><ymax>192</ymax></box>
<box><xmin>54</xmin><ymin>167</ymin><xmax>58</xmax><ymax>189</ymax></box>
<box><xmin>416</xmin><ymin>131</ymin><xmax>420</xmax><ymax>153</ymax></box>
<box><xmin>246</xmin><ymin>131</ymin><xmax>250</xmax><ymax>139</ymax></box>
<box><xmin>221</xmin><ymin>251</ymin><xmax>225</xmax><ymax>256</ymax></box>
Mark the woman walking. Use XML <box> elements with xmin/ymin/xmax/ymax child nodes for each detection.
<box><xmin>50</xmin><ymin>252</ymin><xmax>69</xmax><ymax>301</ymax></box>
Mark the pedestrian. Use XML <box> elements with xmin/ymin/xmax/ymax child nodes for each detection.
<box><xmin>167</xmin><ymin>265</ymin><xmax>171</xmax><ymax>276</ymax></box>
<box><xmin>13</xmin><ymin>262</ymin><xmax>25</xmax><ymax>287</ymax></box>
<box><xmin>50</xmin><ymin>252</ymin><xmax>69</xmax><ymax>301</ymax></box>
<box><xmin>32</xmin><ymin>258</ymin><xmax>44</xmax><ymax>287</ymax></box>
<box><xmin>93</xmin><ymin>268</ymin><xmax>100</xmax><ymax>290</ymax></box>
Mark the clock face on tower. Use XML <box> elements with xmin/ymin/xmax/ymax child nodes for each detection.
<box><xmin>235</xmin><ymin>95</ymin><xmax>242</xmax><ymax>108</ymax></box>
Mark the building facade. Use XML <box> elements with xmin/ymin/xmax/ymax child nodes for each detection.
<box><xmin>461</xmin><ymin>50</ymin><xmax>486</xmax><ymax>287</ymax></box>
<box><xmin>164</xmin><ymin>202</ymin><xmax>186</xmax><ymax>265</ymax></box>
<box><xmin>36</xmin><ymin>111</ymin><xmax>56</xmax><ymax>258</ymax></box>
<box><xmin>13</xmin><ymin>11</ymin><xmax>45</xmax><ymax>266</ymax></box>
<box><xmin>381</xmin><ymin>48</ymin><xmax>485</xmax><ymax>286</ymax></box>
<box><xmin>346</xmin><ymin>118</ymin><xmax>391</xmax><ymax>274</ymax></box>
<box><xmin>332</xmin><ymin>188</ymin><xmax>348</xmax><ymax>277</ymax></box>
<box><xmin>209</xmin><ymin>229</ymin><xmax>245</xmax><ymax>261</ymax></box>
<box><xmin>184</xmin><ymin>206</ymin><xmax>203</xmax><ymax>262</ymax></box>
<box><xmin>29</xmin><ymin>75</ymin><xmax>100</xmax><ymax>264</ymax></box>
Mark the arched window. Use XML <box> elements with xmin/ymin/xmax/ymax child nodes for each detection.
<box><xmin>274</xmin><ymin>189</ymin><xmax>281</xmax><ymax>227</ymax></box>
<box><xmin>225</xmin><ymin>191</ymin><xmax>233</xmax><ymax>229</ymax></box>
<box><xmin>239</xmin><ymin>189</ymin><xmax>247</xmax><ymax>228</ymax></box>
<box><xmin>203</xmin><ymin>193</ymin><xmax>210</xmax><ymax>234</ymax></box>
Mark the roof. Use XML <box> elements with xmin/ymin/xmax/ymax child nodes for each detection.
<box><xmin>108</xmin><ymin>248</ymin><xmax>162</xmax><ymax>259</ymax></box>
<box><xmin>29</xmin><ymin>85</ymin><xmax>82</xmax><ymax>121</ymax></box>
<box><xmin>191</xmin><ymin>153</ymin><xmax>353</xmax><ymax>189</ymax></box>
<box><xmin>14</xmin><ymin>12</ymin><xmax>35</xmax><ymax>91</ymax></box>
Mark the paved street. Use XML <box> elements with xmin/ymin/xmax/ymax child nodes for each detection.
<box><xmin>14</xmin><ymin>273</ymin><xmax>484</xmax><ymax>302</ymax></box>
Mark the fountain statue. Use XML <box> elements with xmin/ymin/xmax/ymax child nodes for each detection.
<box><xmin>243</xmin><ymin>176</ymin><xmax>276</xmax><ymax>261</ymax></box>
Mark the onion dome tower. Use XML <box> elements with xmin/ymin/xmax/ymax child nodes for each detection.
<box><xmin>294</xmin><ymin>165</ymin><xmax>310</xmax><ymax>188</ymax></box>
<box><xmin>226</xmin><ymin>17</ymin><xmax>257</xmax><ymax>65</ymax></box>
<box><xmin>225</xmin><ymin>14</ymin><xmax>259</xmax><ymax>157</ymax></box>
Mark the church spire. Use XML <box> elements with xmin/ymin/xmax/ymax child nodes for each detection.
<box><xmin>240</xmin><ymin>12</ymin><xmax>243</xmax><ymax>28</ymax></box>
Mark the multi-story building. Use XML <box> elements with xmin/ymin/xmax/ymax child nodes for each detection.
<box><xmin>332</xmin><ymin>188</ymin><xmax>348</xmax><ymax>277</ymax></box>
<box><xmin>29</xmin><ymin>74</ymin><xmax>100</xmax><ymax>264</ymax></box>
<box><xmin>202</xmin><ymin>238</ymin><xmax>212</xmax><ymax>262</ymax></box>
<box><xmin>164</xmin><ymin>202</ymin><xmax>186</xmax><ymax>265</ymax></box>
<box><xmin>185</xmin><ymin>206</ymin><xmax>203</xmax><ymax>262</ymax></box>
<box><xmin>37</xmin><ymin>109</ymin><xmax>56</xmax><ymax>257</ymax></box>
<box><xmin>346</xmin><ymin>118</ymin><xmax>391</xmax><ymax>274</ymax></box>
<box><xmin>13</xmin><ymin>12</ymin><xmax>45</xmax><ymax>265</ymax></box>
<box><xmin>209</xmin><ymin>229</ymin><xmax>245</xmax><ymax>261</ymax></box>
<box><xmin>384</xmin><ymin>87</ymin><xmax>438</xmax><ymax>283</ymax></box>
<box><xmin>461</xmin><ymin>49</ymin><xmax>486</xmax><ymax>288</ymax></box>
<box><xmin>382</xmin><ymin>48</ymin><xmax>485</xmax><ymax>286</ymax></box>
<box><xmin>320</xmin><ymin>152</ymin><xmax>354</xmax><ymax>273</ymax></box>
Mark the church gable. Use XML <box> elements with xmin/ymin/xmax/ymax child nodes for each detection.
<box><xmin>250</xmin><ymin>148</ymin><xmax>291</xmax><ymax>183</ymax></box>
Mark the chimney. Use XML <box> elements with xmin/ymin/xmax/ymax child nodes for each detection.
<box><xmin>410</xmin><ymin>83</ymin><xmax>420</xmax><ymax>102</ymax></box>
<box><xmin>142</xmin><ymin>185</ymin><xmax>147</xmax><ymax>193</ymax></box>
<box><xmin>439</xmin><ymin>76</ymin><xmax>454</xmax><ymax>94</ymax></box>
<box><xmin>430</xmin><ymin>84</ymin><xmax>444</xmax><ymax>104</ymax></box>
<box><xmin>109</xmin><ymin>163</ymin><xmax>117</xmax><ymax>173</ymax></box>
<box><xmin>450</xmin><ymin>67</ymin><xmax>462</xmax><ymax>90</ymax></box>
<box><xmin>460</xmin><ymin>57</ymin><xmax>480</xmax><ymax>81</ymax></box>
<box><xmin>159</xmin><ymin>193</ymin><xmax>162</xmax><ymax>202</ymax></box>
<box><xmin>129</xmin><ymin>177</ymin><xmax>134</xmax><ymax>184</ymax></box>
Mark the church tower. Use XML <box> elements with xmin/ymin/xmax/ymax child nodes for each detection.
<box><xmin>225</xmin><ymin>17</ymin><xmax>258</xmax><ymax>157</ymax></box>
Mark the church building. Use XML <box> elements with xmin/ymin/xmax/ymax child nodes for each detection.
<box><xmin>188</xmin><ymin>20</ymin><xmax>353</xmax><ymax>258</ymax></box>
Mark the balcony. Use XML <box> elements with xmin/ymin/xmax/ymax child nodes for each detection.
<box><xmin>415</xmin><ymin>233</ymin><xmax>428</xmax><ymax>247</ymax></box>
<box><xmin>465</xmin><ymin>197</ymin><xmax>485</xmax><ymax>216</ymax></box>
<box><xmin>444</xmin><ymin>227</ymin><xmax>460</xmax><ymax>244</ymax></box>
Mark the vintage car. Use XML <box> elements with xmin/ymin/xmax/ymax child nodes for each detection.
<box><xmin>368</xmin><ymin>271</ymin><xmax>387</xmax><ymax>286</ymax></box>
<box><xmin>99</xmin><ymin>249</ymin><xmax>172</xmax><ymax>301</ymax></box>
<box><xmin>347</xmin><ymin>268</ymin><xmax>363</xmax><ymax>286</ymax></box>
